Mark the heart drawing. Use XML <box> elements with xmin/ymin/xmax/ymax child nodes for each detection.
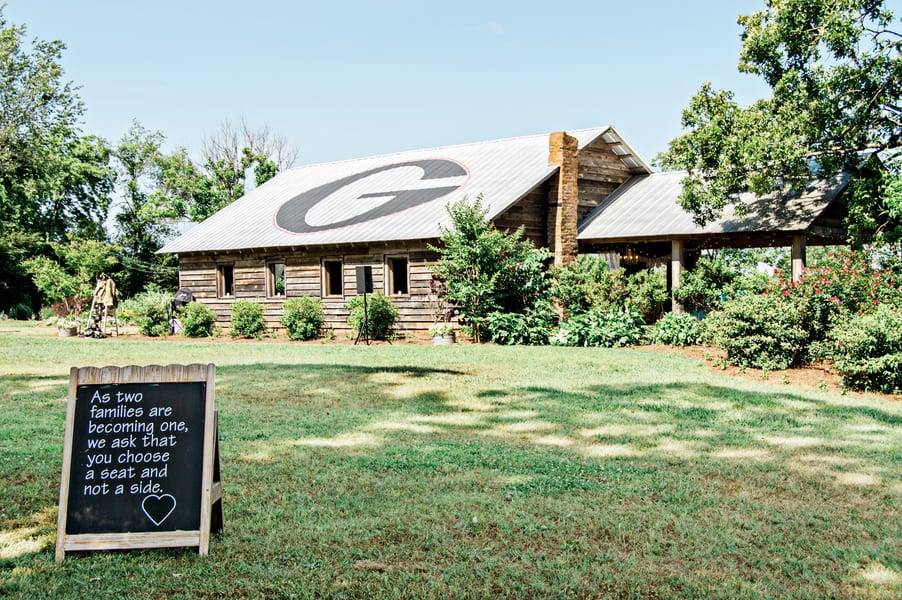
<box><xmin>141</xmin><ymin>493</ymin><xmax>176</xmax><ymax>526</ymax></box>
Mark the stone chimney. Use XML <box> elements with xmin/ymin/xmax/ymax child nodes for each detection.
<box><xmin>547</xmin><ymin>132</ymin><xmax>579</xmax><ymax>266</ymax></box>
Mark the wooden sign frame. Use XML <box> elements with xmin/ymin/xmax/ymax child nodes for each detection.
<box><xmin>55</xmin><ymin>364</ymin><xmax>220</xmax><ymax>561</ymax></box>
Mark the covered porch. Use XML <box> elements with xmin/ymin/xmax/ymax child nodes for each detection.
<box><xmin>577</xmin><ymin>171</ymin><xmax>850</xmax><ymax>312</ymax></box>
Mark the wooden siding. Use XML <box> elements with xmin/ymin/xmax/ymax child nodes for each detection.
<box><xmin>492</xmin><ymin>177</ymin><xmax>553</xmax><ymax>247</ymax></box>
<box><xmin>177</xmin><ymin>243</ymin><xmax>440</xmax><ymax>333</ymax></box>
<box><xmin>577</xmin><ymin>137</ymin><xmax>633</xmax><ymax>221</ymax></box>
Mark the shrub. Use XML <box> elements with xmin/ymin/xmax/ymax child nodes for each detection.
<box><xmin>7</xmin><ymin>302</ymin><xmax>34</xmax><ymax>320</ymax></box>
<box><xmin>23</xmin><ymin>256</ymin><xmax>83</xmax><ymax>317</ymax></box>
<box><xmin>39</xmin><ymin>306</ymin><xmax>55</xmax><ymax>321</ymax></box>
<box><xmin>430</xmin><ymin>196</ymin><xmax>553</xmax><ymax>341</ymax></box>
<box><xmin>551</xmin><ymin>309</ymin><xmax>645</xmax><ymax>348</ymax></box>
<box><xmin>624</xmin><ymin>267</ymin><xmax>667</xmax><ymax>323</ymax></box>
<box><xmin>180</xmin><ymin>302</ymin><xmax>216</xmax><ymax>338</ymax></box>
<box><xmin>230</xmin><ymin>300</ymin><xmax>265</xmax><ymax>338</ymax></box>
<box><xmin>485</xmin><ymin>300</ymin><xmax>558</xmax><ymax>345</ymax></box>
<box><xmin>553</xmin><ymin>258</ymin><xmax>666</xmax><ymax>322</ymax></box>
<box><xmin>650</xmin><ymin>313</ymin><xmax>701</xmax><ymax>346</ymax></box>
<box><xmin>553</xmin><ymin>256</ymin><xmax>628</xmax><ymax>315</ymax></box>
<box><xmin>429</xmin><ymin>322</ymin><xmax>455</xmax><ymax>337</ymax></box>
<box><xmin>779</xmin><ymin>249</ymin><xmax>902</xmax><ymax>346</ymax></box>
<box><xmin>828</xmin><ymin>304</ymin><xmax>902</xmax><ymax>393</ymax></box>
<box><xmin>347</xmin><ymin>292</ymin><xmax>399</xmax><ymax>340</ymax></box>
<box><xmin>126</xmin><ymin>288</ymin><xmax>172</xmax><ymax>337</ymax></box>
<box><xmin>704</xmin><ymin>294</ymin><xmax>806</xmax><ymax>370</ymax></box>
<box><xmin>281</xmin><ymin>296</ymin><xmax>325</xmax><ymax>340</ymax></box>
<box><xmin>672</xmin><ymin>256</ymin><xmax>740</xmax><ymax>314</ymax></box>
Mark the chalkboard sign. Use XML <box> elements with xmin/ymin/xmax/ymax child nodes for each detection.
<box><xmin>55</xmin><ymin>364</ymin><xmax>221</xmax><ymax>560</ymax></box>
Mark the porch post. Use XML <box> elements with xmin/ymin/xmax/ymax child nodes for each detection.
<box><xmin>791</xmin><ymin>234</ymin><xmax>807</xmax><ymax>282</ymax></box>
<box><xmin>671</xmin><ymin>239</ymin><xmax>685</xmax><ymax>314</ymax></box>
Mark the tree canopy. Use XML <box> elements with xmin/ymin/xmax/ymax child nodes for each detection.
<box><xmin>658</xmin><ymin>0</ymin><xmax>901</xmax><ymax>245</ymax></box>
<box><xmin>0</xmin><ymin>7</ymin><xmax>299</xmax><ymax>312</ymax></box>
<box><xmin>0</xmin><ymin>9</ymin><xmax>115</xmax><ymax>241</ymax></box>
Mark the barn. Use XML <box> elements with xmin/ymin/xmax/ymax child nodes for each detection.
<box><xmin>159</xmin><ymin>126</ymin><xmax>848</xmax><ymax>332</ymax></box>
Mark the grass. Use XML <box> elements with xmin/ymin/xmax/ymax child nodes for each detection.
<box><xmin>0</xmin><ymin>321</ymin><xmax>900</xmax><ymax>599</ymax></box>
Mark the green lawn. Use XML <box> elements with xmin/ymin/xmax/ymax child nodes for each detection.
<box><xmin>0</xmin><ymin>322</ymin><xmax>899</xmax><ymax>599</ymax></box>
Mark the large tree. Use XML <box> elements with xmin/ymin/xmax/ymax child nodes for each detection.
<box><xmin>0</xmin><ymin>8</ymin><xmax>115</xmax><ymax>312</ymax></box>
<box><xmin>148</xmin><ymin>118</ymin><xmax>299</xmax><ymax>223</ymax></box>
<box><xmin>111</xmin><ymin>119</ymin><xmax>298</xmax><ymax>294</ymax></box>
<box><xmin>0</xmin><ymin>8</ymin><xmax>114</xmax><ymax>240</ymax></box>
<box><xmin>112</xmin><ymin>122</ymin><xmax>177</xmax><ymax>295</ymax></box>
<box><xmin>658</xmin><ymin>0</ymin><xmax>901</xmax><ymax>245</ymax></box>
<box><xmin>197</xmin><ymin>118</ymin><xmax>298</xmax><ymax>219</ymax></box>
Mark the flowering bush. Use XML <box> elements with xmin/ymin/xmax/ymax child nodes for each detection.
<box><xmin>778</xmin><ymin>250</ymin><xmax>902</xmax><ymax>345</ymax></box>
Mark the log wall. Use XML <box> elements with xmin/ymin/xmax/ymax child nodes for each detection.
<box><xmin>178</xmin><ymin>243</ymin><xmax>440</xmax><ymax>333</ymax></box>
<box><xmin>492</xmin><ymin>177</ymin><xmax>554</xmax><ymax>246</ymax></box>
<box><xmin>576</xmin><ymin>136</ymin><xmax>633</xmax><ymax>221</ymax></box>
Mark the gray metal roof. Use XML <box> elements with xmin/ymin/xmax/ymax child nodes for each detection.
<box><xmin>578</xmin><ymin>171</ymin><xmax>849</xmax><ymax>242</ymax></box>
<box><xmin>160</xmin><ymin>126</ymin><xmax>643</xmax><ymax>254</ymax></box>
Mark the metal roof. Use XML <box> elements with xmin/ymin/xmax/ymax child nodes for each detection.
<box><xmin>578</xmin><ymin>171</ymin><xmax>849</xmax><ymax>242</ymax></box>
<box><xmin>160</xmin><ymin>126</ymin><xmax>644</xmax><ymax>254</ymax></box>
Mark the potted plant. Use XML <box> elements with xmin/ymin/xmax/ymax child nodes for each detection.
<box><xmin>429</xmin><ymin>322</ymin><xmax>456</xmax><ymax>345</ymax></box>
<box><xmin>57</xmin><ymin>316</ymin><xmax>79</xmax><ymax>337</ymax></box>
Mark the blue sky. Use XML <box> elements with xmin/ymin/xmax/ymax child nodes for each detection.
<box><xmin>10</xmin><ymin>1</ymin><xmax>784</xmax><ymax>167</ymax></box>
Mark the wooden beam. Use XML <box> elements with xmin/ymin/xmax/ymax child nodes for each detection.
<box><xmin>791</xmin><ymin>234</ymin><xmax>807</xmax><ymax>282</ymax></box>
<box><xmin>671</xmin><ymin>240</ymin><xmax>685</xmax><ymax>314</ymax></box>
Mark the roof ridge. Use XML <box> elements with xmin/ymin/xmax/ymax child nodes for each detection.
<box><xmin>283</xmin><ymin>126</ymin><xmax>612</xmax><ymax>173</ymax></box>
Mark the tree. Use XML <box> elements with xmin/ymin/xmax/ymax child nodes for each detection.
<box><xmin>0</xmin><ymin>8</ymin><xmax>115</xmax><ymax>240</ymax></box>
<box><xmin>197</xmin><ymin>118</ymin><xmax>297</xmax><ymax>219</ymax></box>
<box><xmin>148</xmin><ymin>118</ymin><xmax>298</xmax><ymax>223</ymax></box>
<box><xmin>429</xmin><ymin>196</ymin><xmax>553</xmax><ymax>341</ymax></box>
<box><xmin>0</xmin><ymin>7</ymin><xmax>115</xmax><ymax>313</ymax></box>
<box><xmin>658</xmin><ymin>0</ymin><xmax>901</xmax><ymax>245</ymax></box>
<box><xmin>22</xmin><ymin>236</ymin><xmax>118</xmax><ymax>317</ymax></box>
<box><xmin>113</xmin><ymin>122</ymin><xmax>177</xmax><ymax>295</ymax></box>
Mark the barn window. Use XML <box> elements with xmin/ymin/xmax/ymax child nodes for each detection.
<box><xmin>217</xmin><ymin>264</ymin><xmax>234</xmax><ymax>297</ymax></box>
<box><xmin>322</xmin><ymin>260</ymin><xmax>343</xmax><ymax>297</ymax></box>
<box><xmin>386</xmin><ymin>256</ymin><xmax>409</xmax><ymax>295</ymax></box>
<box><xmin>267</xmin><ymin>261</ymin><xmax>285</xmax><ymax>297</ymax></box>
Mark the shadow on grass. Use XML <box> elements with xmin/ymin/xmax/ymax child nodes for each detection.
<box><xmin>275</xmin><ymin>378</ymin><xmax>901</xmax><ymax>493</ymax></box>
<box><xmin>0</xmin><ymin>374</ymin><xmax>69</xmax><ymax>399</ymax></box>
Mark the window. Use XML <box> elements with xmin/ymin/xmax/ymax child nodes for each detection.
<box><xmin>322</xmin><ymin>260</ymin><xmax>343</xmax><ymax>297</ymax></box>
<box><xmin>386</xmin><ymin>256</ymin><xmax>409</xmax><ymax>295</ymax></box>
<box><xmin>217</xmin><ymin>264</ymin><xmax>234</xmax><ymax>297</ymax></box>
<box><xmin>267</xmin><ymin>261</ymin><xmax>285</xmax><ymax>297</ymax></box>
